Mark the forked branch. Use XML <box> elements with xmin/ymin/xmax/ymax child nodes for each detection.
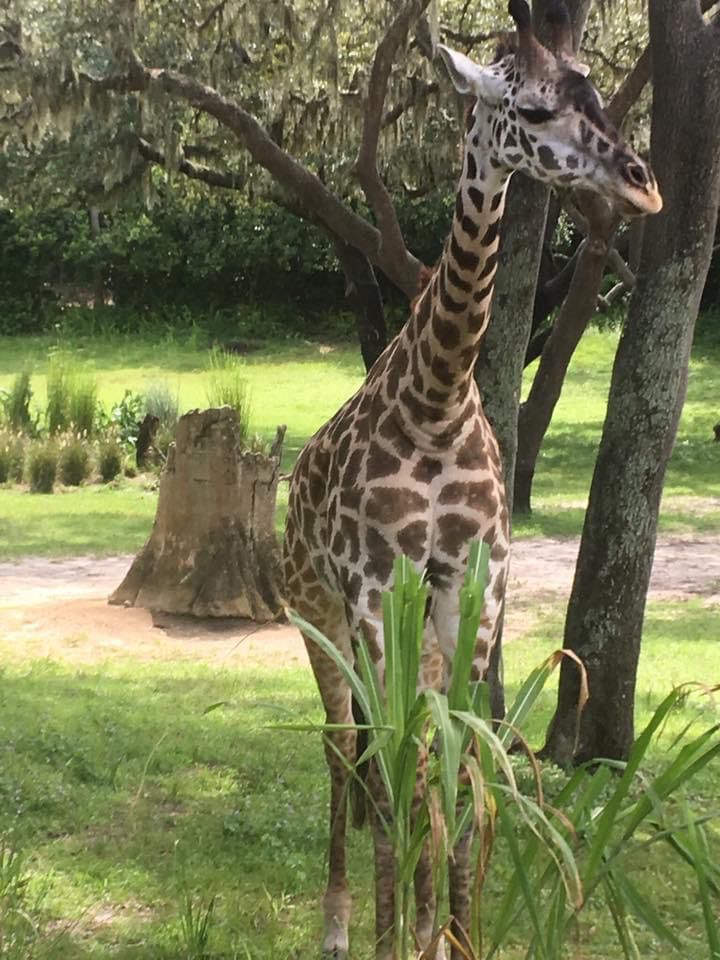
<box><xmin>354</xmin><ymin>0</ymin><xmax>432</xmax><ymax>292</ymax></box>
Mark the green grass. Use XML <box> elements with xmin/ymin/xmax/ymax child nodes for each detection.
<box><xmin>0</xmin><ymin>598</ymin><xmax>716</xmax><ymax>959</ymax></box>
<box><xmin>0</xmin><ymin>327</ymin><xmax>718</xmax><ymax>557</ymax></box>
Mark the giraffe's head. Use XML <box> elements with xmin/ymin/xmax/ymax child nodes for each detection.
<box><xmin>438</xmin><ymin>0</ymin><xmax>662</xmax><ymax>217</ymax></box>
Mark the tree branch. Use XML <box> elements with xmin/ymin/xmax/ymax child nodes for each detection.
<box><xmin>80</xmin><ymin>63</ymin><xmax>422</xmax><ymax>298</ymax></box>
<box><xmin>607</xmin><ymin>44</ymin><xmax>652</xmax><ymax>126</ymax></box>
<box><xmin>439</xmin><ymin>27</ymin><xmax>498</xmax><ymax>49</ymax></box>
<box><xmin>606</xmin><ymin>0</ymin><xmax>716</xmax><ymax>126</ymax></box>
<box><xmin>607</xmin><ymin>247</ymin><xmax>636</xmax><ymax>289</ymax></box>
<box><xmin>354</xmin><ymin>0</ymin><xmax>431</xmax><ymax>293</ymax></box>
<box><xmin>136</xmin><ymin>136</ymin><xmax>245</xmax><ymax>190</ymax></box>
<box><xmin>195</xmin><ymin>0</ymin><xmax>229</xmax><ymax>32</ymax></box>
<box><xmin>382</xmin><ymin>79</ymin><xmax>438</xmax><ymax>128</ymax></box>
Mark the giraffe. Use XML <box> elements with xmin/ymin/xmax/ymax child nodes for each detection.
<box><xmin>283</xmin><ymin>3</ymin><xmax>662</xmax><ymax>957</ymax></box>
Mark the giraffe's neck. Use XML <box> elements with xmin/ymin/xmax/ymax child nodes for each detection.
<box><xmin>390</xmin><ymin>144</ymin><xmax>510</xmax><ymax>435</ymax></box>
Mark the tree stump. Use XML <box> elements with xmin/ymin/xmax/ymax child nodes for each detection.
<box><xmin>110</xmin><ymin>407</ymin><xmax>285</xmax><ymax>621</ymax></box>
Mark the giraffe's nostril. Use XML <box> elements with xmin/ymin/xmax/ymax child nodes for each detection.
<box><xmin>624</xmin><ymin>162</ymin><xmax>647</xmax><ymax>188</ymax></box>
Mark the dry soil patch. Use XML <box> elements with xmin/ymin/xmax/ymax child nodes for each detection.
<box><xmin>1</xmin><ymin>537</ymin><xmax>718</xmax><ymax>666</ymax></box>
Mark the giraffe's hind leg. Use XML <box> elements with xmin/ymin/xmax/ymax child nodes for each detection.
<box><xmin>303</xmin><ymin>607</ymin><xmax>355</xmax><ymax>959</ymax></box>
<box><xmin>287</xmin><ymin>543</ymin><xmax>355</xmax><ymax>958</ymax></box>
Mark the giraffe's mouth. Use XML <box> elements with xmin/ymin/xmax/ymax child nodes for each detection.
<box><xmin>610</xmin><ymin>185</ymin><xmax>661</xmax><ymax>219</ymax></box>
<box><xmin>615</xmin><ymin>164</ymin><xmax>663</xmax><ymax>217</ymax></box>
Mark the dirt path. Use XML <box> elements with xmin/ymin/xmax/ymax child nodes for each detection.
<box><xmin>1</xmin><ymin>536</ymin><xmax>718</xmax><ymax>666</ymax></box>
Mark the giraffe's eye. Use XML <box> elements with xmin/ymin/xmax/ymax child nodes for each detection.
<box><xmin>518</xmin><ymin>106</ymin><xmax>555</xmax><ymax>124</ymax></box>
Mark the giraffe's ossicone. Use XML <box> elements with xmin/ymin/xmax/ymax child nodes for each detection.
<box><xmin>283</xmin><ymin>2</ymin><xmax>662</xmax><ymax>957</ymax></box>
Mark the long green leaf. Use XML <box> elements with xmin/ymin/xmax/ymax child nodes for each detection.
<box><xmin>449</xmin><ymin>540</ymin><xmax>490</xmax><ymax>712</ymax></box>
<box><xmin>614</xmin><ymin>869</ymin><xmax>683</xmax><ymax>951</ymax></box>
<box><xmin>584</xmin><ymin>689</ymin><xmax>683</xmax><ymax>884</ymax></box>
<box><xmin>683</xmin><ymin>802</ymin><xmax>720</xmax><ymax>959</ymax></box>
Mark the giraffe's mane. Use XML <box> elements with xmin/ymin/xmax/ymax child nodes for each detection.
<box><xmin>411</xmin><ymin>262</ymin><xmax>436</xmax><ymax>313</ymax></box>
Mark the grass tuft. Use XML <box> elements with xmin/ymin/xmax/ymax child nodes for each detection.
<box><xmin>1</xmin><ymin>367</ymin><xmax>34</xmax><ymax>433</ymax></box>
<box><xmin>205</xmin><ymin>347</ymin><xmax>251</xmax><ymax>446</ymax></box>
<box><xmin>58</xmin><ymin>434</ymin><xmax>92</xmax><ymax>486</ymax></box>
<box><xmin>27</xmin><ymin>440</ymin><xmax>58</xmax><ymax>493</ymax></box>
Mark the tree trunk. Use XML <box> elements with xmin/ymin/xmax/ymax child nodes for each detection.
<box><xmin>514</xmin><ymin>196</ymin><xmax>618</xmax><ymax>514</ymax></box>
<box><xmin>476</xmin><ymin>174</ymin><xmax>549</xmax><ymax>718</ymax></box>
<box><xmin>475</xmin><ymin>0</ymin><xmax>591</xmax><ymax>717</ymax></box>
<box><xmin>331</xmin><ymin>235</ymin><xmax>388</xmax><ymax>373</ymax></box>
<box><xmin>88</xmin><ymin>206</ymin><xmax>105</xmax><ymax>308</ymax></box>
<box><xmin>544</xmin><ymin>0</ymin><xmax>720</xmax><ymax>765</ymax></box>
<box><xmin>110</xmin><ymin>407</ymin><xmax>286</xmax><ymax>621</ymax></box>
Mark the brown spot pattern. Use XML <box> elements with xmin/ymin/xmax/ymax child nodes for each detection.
<box><xmin>438</xmin><ymin>479</ymin><xmax>496</xmax><ymax>512</ymax></box>
<box><xmin>364</xmin><ymin>525</ymin><xmax>396</xmax><ymax>583</ymax></box>
<box><xmin>366</xmin><ymin>486</ymin><xmax>429</xmax><ymax>525</ymax></box>
<box><xmin>397</xmin><ymin>519</ymin><xmax>428</xmax><ymax>561</ymax></box>
<box><xmin>411</xmin><ymin>456</ymin><xmax>443</xmax><ymax>483</ymax></box>
<box><xmin>437</xmin><ymin>513</ymin><xmax>481</xmax><ymax>557</ymax></box>
<box><xmin>366</xmin><ymin>443</ymin><xmax>402</xmax><ymax>482</ymax></box>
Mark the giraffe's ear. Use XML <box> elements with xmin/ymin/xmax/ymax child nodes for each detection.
<box><xmin>437</xmin><ymin>45</ymin><xmax>506</xmax><ymax>104</ymax></box>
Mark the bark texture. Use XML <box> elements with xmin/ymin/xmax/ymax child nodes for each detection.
<box><xmin>111</xmin><ymin>407</ymin><xmax>285</xmax><ymax>621</ymax></box>
<box><xmin>477</xmin><ymin>0</ymin><xmax>590</xmax><ymax>717</ymax></box>
<box><xmin>544</xmin><ymin>0</ymin><xmax>720</xmax><ymax>764</ymax></box>
<box><xmin>514</xmin><ymin>195</ymin><xmax>619</xmax><ymax>514</ymax></box>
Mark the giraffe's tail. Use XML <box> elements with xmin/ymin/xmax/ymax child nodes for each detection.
<box><xmin>350</xmin><ymin>694</ymin><xmax>369</xmax><ymax>829</ymax></box>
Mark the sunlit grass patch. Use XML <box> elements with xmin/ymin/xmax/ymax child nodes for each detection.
<box><xmin>0</xmin><ymin>327</ymin><xmax>718</xmax><ymax>557</ymax></box>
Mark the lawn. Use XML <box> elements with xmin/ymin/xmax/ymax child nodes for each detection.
<box><xmin>0</xmin><ymin>598</ymin><xmax>717</xmax><ymax>959</ymax></box>
<box><xmin>1</xmin><ymin>326</ymin><xmax>718</xmax><ymax>558</ymax></box>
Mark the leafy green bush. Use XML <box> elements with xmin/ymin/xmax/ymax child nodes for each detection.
<box><xmin>58</xmin><ymin>434</ymin><xmax>91</xmax><ymax>486</ymax></box>
<box><xmin>0</xmin><ymin>431</ymin><xmax>25</xmax><ymax>483</ymax></box>
<box><xmin>97</xmin><ymin>436</ymin><xmax>123</xmax><ymax>483</ymax></box>
<box><xmin>0</xmin><ymin>368</ymin><xmax>35</xmax><ymax>433</ymax></box>
<box><xmin>107</xmin><ymin>389</ymin><xmax>144</xmax><ymax>447</ymax></box>
<box><xmin>28</xmin><ymin>441</ymin><xmax>57</xmax><ymax>493</ymax></box>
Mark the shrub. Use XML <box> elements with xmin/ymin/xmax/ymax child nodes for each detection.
<box><xmin>58</xmin><ymin>434</ymin><xmax>92</xmax><ymax>486</ymax></box>
<box><xmin>205</xmin><ymin>348</ymin><xmax>250</xmax><ymax>446</ymax></box>
<box><xmin>143</xmin><ymin>381</ymin><xmax>179</xmax><ymax>431</ymax></box>
<box><xmin>46</xmin><ymin>352</ymin><xmax>72</xmax><ymax>434</ymax></box>
<box><xmin>108</xmin><ymin>389</ymin><xmax>144</xmax><ymax>447</ymax></box>
<box><xmin>1</xmin><ymin>368</ymin><xmax>34</xmax><ymax>433</ymax></box>
<box><xmin>0</xmin><ymin>431</ymin><xmax>25</xmax><ymax>484</ymax></box>
<box><xmin>97</xmin><ymin>436</ymin><xmax>123</xmax><ymax>483</ymax></box>
<box><xmin>28</xmin><ymin>441</ymin><xmax>58</xmax><ymax>493</ymax></box>
<box><xmin>46</xmin><ymin>351</ymin><xmax>98</xmax><ymax>435</ymax></box>
<box><xmin>68</xmin><ymin>376</ymin><xmax>98</xmax><ymax>436</ymax></box>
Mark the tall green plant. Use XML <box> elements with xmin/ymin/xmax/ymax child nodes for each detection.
<box><xmin>0</xmin><ymin>368</ymin><xmax>34</xmax><ymax>433</ymax></box>
<box><xmin>46</xmin><ymin>351</ymin><xmax>98</xmax><ymax>436</ymax></box>
<box><xmin>287</xmin><ymin>543</ymin><xmax>720</xmax><ymax>960</ymax></box>
<box><xmin>205</xmin><ymin>348</ymin><xmax>250</xmax><ymax>446</ymax></box>
<box><xmin>45</xmin><ymin>351</ymin><xmax>72</xmax><ymax>435</ymax></box>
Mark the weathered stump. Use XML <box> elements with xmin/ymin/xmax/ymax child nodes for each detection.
<box><xmin>110</xmin><ymin>407</ymin><xmax>285</xmax><ymax>621</ymax></box>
